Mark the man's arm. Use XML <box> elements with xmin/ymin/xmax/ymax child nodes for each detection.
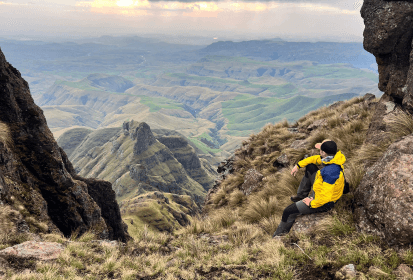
<box><xmin>291</xmin><ymin>155</ymin><xmax>322</xmax><ymax>177</ymax></box>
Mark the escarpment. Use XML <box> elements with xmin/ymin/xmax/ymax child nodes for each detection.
<box><xmin>0</xmin><ymin>48</ymin><xmax>130</xmax><ymax>242</ymax></box>
<box><xmin>58</xmin><ymin>121</ymin><xmax>214</xmax><ymax>207</ymax></box>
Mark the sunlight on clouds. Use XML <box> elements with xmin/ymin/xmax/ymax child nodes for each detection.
<box><xmin>75</xmin><ymin>1</ymin><xmax>359</xmax><ymax>17</ymax></box>
<box><xmin>292</xmin><ymin>3</ymin><xmax>359</xmax><ymax>15</ymax></box>
<box><xmin>228</xmin><ymin>2</ymin><xmax>270</xmax><ymax>12</ymax></box>
<box><xmin>117</xmin><ymin>0</ymin><xmax>133</xmax><ymax>7</ymax></box>
<box><xmin>0</xmin><ymin>1</ymin><xmax>27</xmax><ymax>5</ymax></box>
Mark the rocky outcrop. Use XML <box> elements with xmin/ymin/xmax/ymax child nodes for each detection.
<box><xmin>0</xmin><ymin>241</ymin><xmax>64</xmax><ymax>261</ymax></box>
<box><xmin>203</xmin><ymin>156</ymin><xmax>235</xmax><ymax>211</ymax></box>
<box><xmin>132</xmin><ymin>122</ymin><xmax>157</xmax><ymax>155</ymax></box>
<box><xmin>239</xmin><ymin>169</ymin><xmax>263</xmax><ymax>196</ymax></box>
<box><xmin>156</xmin><ymin>135</ymin><xmax>214</xmax><ymax>191</ymax></box>
<box><xmin>58</xmin><ymin>121</ymin><xmax>211</xmax><ymax>208</ymax></box>
<box><xmin>354</xmin><ymin>135</ymin><xmax>413</xmax><ymax>245</ymax></box>
<box><xmin>0</xmin><ymin>47</ymin><xmax>129</xmax><ymax>242</ymax></box>
<box><xmin>361</xmin><ymin>1</ymin><xmax>413</xmax><ymax>143</ymax></box>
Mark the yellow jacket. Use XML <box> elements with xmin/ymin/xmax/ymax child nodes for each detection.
<box><xmin>297</xmin><ymin>150</ymin><xmax>346</xmax><ymax>208</ymax></box>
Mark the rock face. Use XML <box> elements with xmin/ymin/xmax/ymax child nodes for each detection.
<box><xmin>354</xmin><ymin>135</ymin><xmax>413</xmax><ymax>245</ymax></box>
<box><xmin>203</xmin><ymin>156</ymin><xmax>235</xmax><ymax>211</ymax></box>
<box><xmin>240</xmin><ymin>169</ymin><xmax>264</xmax><ymax>196</ymax></box>
<box><xmin>361</xmin><ymin>1</ymin><xmax>413</xmax><ymax>143</ymax></box>
<box><xmin>0</xmin><ymin>47</ymin><xmax>129</xmax><ymax>242</ymax></box>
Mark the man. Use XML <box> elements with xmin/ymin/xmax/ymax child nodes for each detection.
<box><xmin>272</xmin><ymin>139</ymin><xmax>346</xmax><ymax>237</ymax></box>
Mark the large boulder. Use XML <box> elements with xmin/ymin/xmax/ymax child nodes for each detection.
<box><xmin>361</xmin><ymin>0</ymin><xmax>413</xmax><ymax>143</ymax></box>
<box><xmin>354</xmin><ymin>135</ymin><xmax>413</xmax><ymax>245</ymax></box>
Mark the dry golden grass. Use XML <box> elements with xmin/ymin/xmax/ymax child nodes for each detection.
<box><xmin>386</xmin><ymin>110</ymin><xmax>413</xmax><ymax>140</ymax></box>
<box><xmin>241</xmin><ymin>196</ymin><xmax>283</xmax><ymax>223</ymax></box>
<box><xmin>0</xmin><ymin>121</ymin><xmax>12</xmax><ymax>149</ymax></box>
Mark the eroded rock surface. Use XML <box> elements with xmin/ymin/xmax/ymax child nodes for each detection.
<box><xmin>354</xmin><ymin>135</ymin><xmax>413</xmax><ymax>245</ymax></box>
<box><xmin>240</xmin><ymin>169</ymin><xmax>264</xmax><ymax>196</ymax></box>
<box><xmin>0</xmin><ymin>47</ymin><xmax>129</xmax><ymax>242</ymax></box>
<box><xmin>361</xmin><ymin>0</ymin><xmax>413</xmax><ymax>143</ymax></box>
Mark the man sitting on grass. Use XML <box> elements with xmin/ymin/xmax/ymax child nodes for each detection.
<box><xmin>273</xmin><ymin>139</ymin><xmax>346</xmax><ymax>237</ymax></box>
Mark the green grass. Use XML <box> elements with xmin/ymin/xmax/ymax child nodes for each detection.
<box><xmin>222</xmin><ymin>93</ymin><xmax>355</xmax><ymax>136</ymax></box>
<box><xmin>166</xmin><ymin>73</ymin><xmax>297</xmax><ymax>97</ymax></box>
<box><xmin>302</xmin><ymin>65</ymin><xmax>378</xmax><ymax>82</ymax></box>
<box><xmin>189</xmin><ymin>137</ymin><xmax>222</xmax><ymax>154</ymax></box>
<box><xmin>138</xmin><ymin>96</ymin><xmax>184</xmax><ymax>112</ymax></box>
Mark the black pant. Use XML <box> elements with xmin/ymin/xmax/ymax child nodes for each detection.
<box><xmin>282</xmin><ymin>164</ymin><xmax>334</xmax><ymax>223</ymax></box>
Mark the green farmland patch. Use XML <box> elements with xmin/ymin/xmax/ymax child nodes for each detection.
<box><xmin>166</xmin><ymin>73</ymin><xmax>297</xmax><ymax>97</ymax></box>
<box><xmin>138</xmin><ymin>96</ymin><xmax>184</xmax><ymax>112</ymax></box>
<box><xmin>189</xmin><ymin>137</ymin><xmax>222</xmax><ymax>154</ymax></box>
<box><xmin>302</xmin><ymin>65</ymin><xmax>378</xmax><ymax>82</ymax></box>
<box><xmin>222</xmin><ymin>93</ymin><xmax>359</xmax><ymax>136</ymax></box>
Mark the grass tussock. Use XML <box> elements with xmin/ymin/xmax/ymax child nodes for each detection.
<box><xmin>386</xmin><ymin>110</ymin><xmax>413</xmax><ymax>140</ymax></box>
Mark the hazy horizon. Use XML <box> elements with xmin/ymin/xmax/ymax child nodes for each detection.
<box><xmin>0</xmin><ymin>0</ymin><xmax>364</xmax><ymax>43</ymax></box>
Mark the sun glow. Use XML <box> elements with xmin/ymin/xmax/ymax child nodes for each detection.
<box><xmin>117</xmin><ymin>0</ymin><xmax>134</xmax><ymax>7</ymax></box>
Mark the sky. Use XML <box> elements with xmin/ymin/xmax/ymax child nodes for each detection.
<box><xmin>0</xmin><ymin>0</ymin><xmax>365</xmax><ymax>42</ymax></box>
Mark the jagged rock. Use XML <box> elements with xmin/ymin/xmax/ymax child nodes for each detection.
<box><xmin>273</xmin><ymin>154</ymin><xmax>289</xmax><ymax>168</ymax></box>
<box><xmin>394</xmin><ymin>264</ymin><xmax>413</xmax><ymax>279</ymax></box>
<box><xmin>335</xmin><ymin>264</ymin><xmax>357</xmax><ymax>280</ymax></box>
<box><xmin>364</xmin><ymin>93</ymin><xmax>376</xmax><ymax>102</ymax></box>
<box><xmin>203</xmin><ymin>156</ymin><xmax>235</xmax><ymax>210</ymax></box>
<box><xmin>129</xmin><ymin>164</ymin><xmax>148</xmax><ymax>182</ymax></box>
<box><xmin>133</xmin><ymin>122</ymin><xmax>157</xmax><ymax>155</ymax></box>
<box><xmin>362</xmin><ymin>1</ymin><xmax>413</xmax><ymax>112</ymax></box>
<box><xmin>307</xmin><ymin>118</ymin><xmax>327</xmax><ymax>131</ymax></box>
<box><xmin>290</xmin><ymin>140</ymin><xmax>308</xmax><ymax>150</ymax></box>
<box><xmin>362</xmin><ymin>1</ymin><xmax>413</xmax><ymax>142</ymax></box>
<box><xmin>292</xmin><ymin>212</ymin><xmax>331</xmax><ymax>234</ymax></box>
<box><xmin>240</xmin><ymin>169</ymin><xmax>263</xmax><ymax>196</ymax></box>
<box><xmin>0</xmin><ymin>241</ymin><xmax>64</xmax><ymax>261</ymax></box>
<box><xmin>354</xmin><ymin>135</ymin><xmax>413</xmax><ymax>245</ymax></box>
<box><xmin>157</xmin><ymin>135</ymin><xmax>214</xmax><ymax>191</ymax></box>
<box><xmin>0</xmin><ymin>47</ymin><xmax>129</xmax><ymax>242</ymax></box>
<box><xmin>123</xmin><ymin>120</ymin><xmax>130</xmax><ymax>136</ymax></box>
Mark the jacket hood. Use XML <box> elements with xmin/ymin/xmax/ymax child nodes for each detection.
<box><xmin>326</xmin><ymin>150</ymin><xmax>346</xmax><ymax>167</ymax></box>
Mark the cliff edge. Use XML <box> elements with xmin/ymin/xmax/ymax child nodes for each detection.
<box><xmin>0</xmin><ymin>47</ymin><xmax>130</xmax><ymax>242</ymax></box>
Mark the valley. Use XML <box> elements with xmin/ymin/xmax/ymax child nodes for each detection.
<box><xmin>1</xmin><ymin>36</ymin><xmax>382</xmax><ymax>232</ymax></box>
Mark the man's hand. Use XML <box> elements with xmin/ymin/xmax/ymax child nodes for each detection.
<box><xmin>291</xmin><ymin>165</ymin><xmax>298</xmax><ymax>176</ymax></box>
<box><xmin>302</xmin><ymin>197</ymin><xmax>314</xmax><ymax>206</ymax></box>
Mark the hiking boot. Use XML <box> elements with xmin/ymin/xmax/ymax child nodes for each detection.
<box><xmin>272</xmin><ymin>221</ymin><xmax>295</xmax><ymax>238</ymax></box>
<box><xmin>290</xmin><ymin>195</ymin><xmax>305</xmax><ymax>202</ymax></box>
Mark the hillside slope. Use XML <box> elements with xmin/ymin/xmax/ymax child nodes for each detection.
<box><xmin>58</xmin><ymin>121</ymin><xmax>216</xmax><ymax>232</ymax></box>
